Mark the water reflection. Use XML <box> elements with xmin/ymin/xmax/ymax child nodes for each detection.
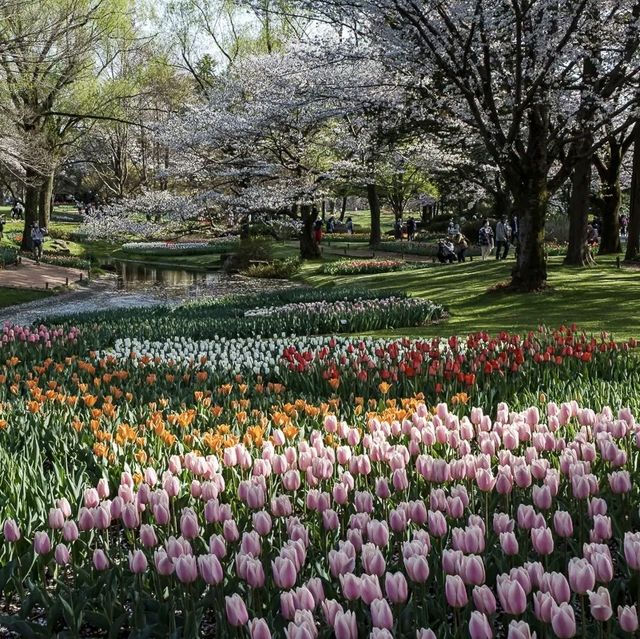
<box><xmin>114</xmin><ymin>261</ymin><xmax>219</xmax><ymax>290</ymax></box>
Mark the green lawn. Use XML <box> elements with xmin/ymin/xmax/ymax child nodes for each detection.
<box><xmin>297</xmin><ymin>255</ymin><xmax>640</xmax><ymax>340</ymax></box>
<box><xmin>0</xmin><ymin>287</ymin><xmax>53</xmax><ymax>309</ymax></box>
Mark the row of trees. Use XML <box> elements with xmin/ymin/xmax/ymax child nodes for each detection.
<box><xmin>3</xmin><ymin>1</ymin><xmax>640</xmax><ymax>292</ymax></box>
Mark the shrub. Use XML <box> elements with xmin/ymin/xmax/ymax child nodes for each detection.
<box><xmin>243</xmin><ymin>257</ymin><xmax>301</xmax><ymax>279</ymax></box>
<box><xmin>321</xmin><ymin>258</ymin><xmax>430</xmax><ymax>275</ymax></box>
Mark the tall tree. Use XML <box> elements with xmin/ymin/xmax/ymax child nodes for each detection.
<box><xmin>301</xmin><ymin>0</ymin><xmax>640</xmax><ymax>290</ymax></box>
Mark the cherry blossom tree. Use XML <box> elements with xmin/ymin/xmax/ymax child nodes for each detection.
<box><xmin>293</xmin><ymin>0</ymin><xmax>640</xmax><ymax>289</ymax></box>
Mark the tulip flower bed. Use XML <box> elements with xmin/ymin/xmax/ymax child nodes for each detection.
<box><xmin>321</xmin><ymin>260</ymin><xmax>429</xmax><ymax>275</ymax></box>
<box><xmin>42</xmin><ymin>288</ymin><xmax>445</xmax><ymax>346</ymax></box>
<box><xmin>3</xmin><ymin>400</ymin><xmax>640</xmax><ymax>638</ymax></box>
<box><xmin>121</xmin><ymin>239</ymin><xmax>240</xmax><ymax>256</ymax></box>
<box><xmin>1</xmin><ymin>304</ymin><xmax>640</xmax><ymax>638</ymax></box>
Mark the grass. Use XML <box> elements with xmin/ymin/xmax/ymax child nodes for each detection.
<box><xmin>297</xmin><ymin>254</ymin><xmax>640</xmax><ymax>340</ymax></box>
<box><xmin>0</xmin><ymin>287</ymin><xmax>53</xmax><ymax>309</ymax></box>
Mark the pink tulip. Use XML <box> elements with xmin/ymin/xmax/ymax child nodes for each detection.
<box><xmin>404</xmin><ymin>555</ymin><xmax>430</xmax><ymax>583</ymax></box>
<box><xmin>323</xmin><ymin>509</ymin><xmax>340</xmax><ymax>531</ymax></box>
<box><xmin>507</xmin><ymin>621</ymin><xmax>535</xmax><ymax>639</ymax></box>
<box><xmin>128</xmin><ymin>549</ymin><xmax>147</xmax><ymax>574</ymax></box>
<box><xmin>198</xmin><ymin>554</ymin><xmax>223</xmax><ymax>585</ymax></box>
<box><xmin>62</xmin><ymin>520</ymin><xmax>78</xmax><ymax>542</ymax></box>
<box><xmin>568</xmin><ymin>558</ymin><xmax>595</xmax><ymax>595</ymax></box>
<box><xmin>56</xmin><ymin>498</ymin><xmax>72</xmax><ymax>518</ymax></box>
<box><xmin>273</xmin><ymin>557</ymin><xmax>298</xmax><ymax>589</ymax></box>
<box><xmin>333</xmin><ymin>610</ymin><xmax>357</xmax><ymax>639</ymax></box>
<box><xmin>417</xmin><ymin>630</ymin><xmax>436</xmax><ymax>639</ymax></box>
<box><xmin>83</xmin><ymin>488</ymin><xmax>99</xmax><ymax>508</ymax></box>
<box><xmin>253</xmin><ymin>511</ymin><xmax>272</xmax><ymax>536</ymax></box>
<box><xmin>321</xmin><ymin>599</ymin><xmax>344</xmax><ymax>627</ymax></box>
<box><xmin>174</xmin><ymin>554</ymin><xmax>198</xmax><ymax>583</ymax></box>
<box><xmin>33</xmin><ymin>531</ymin><xmax>51</xmax><ymax>555</ymax></box>
<box><xmin>339</xmin><ymin>573</ymin><xmax>361</xmax><ymax>601</ymax></box>
<box><xmin>122</xmin><ymin>503</ymin><xmax>139</xmax><ymax>529</ymax></box>
<box><xmin>497</xmin><ymin>576</ymin><xmax>526</xmax><ymax>615</ymax></box>
<box><xmin>54</xmin><ymin>543</ymin><xmax>70</xmax><ymax>565</ymax></box>
<box><xmin>139</xmin><ymin>524</ymin><xmax>157</xmax><ymax>548</ymax></box>
<box><xmin>445</xmin><ymin>574</ymin><xmax>468</xmax><ymax>608</ymax></box>
<box><xmin>531</xmin><ymin>527</ymin><xmax>554</xmax><ymax>555</ymax></box>
<box><xmin>624</xmin><ymin>532</ymin><xmax>640</xmax><ymax>570</ymax></box>
<box><xmin>209</xmin><ymin>534</ymin><xmax>226</xmax><ymax>559</ymax></box>
<box><xmin>96</xmin><ymin>478</ymin><xmax>110</xmax><ymax>499</ymax></box>
<box><xmin>618</xmin><ymin>605</ymin><xmax>639</xmax><ymax>633</ymax></box>
<box><xmin>154</xmin><ymin>549</ymin><xmax>174</xmax><ymax>576</ymax></box>
<box><xmin>367</xmin><ymin>520</ymin><xmax>389</xmax><ymax>547</ymax></box>
<box><xmin>225</xmin><ymin>594</ymin><xmax>249</xmax><ymax>627</ymax></box>
<box><xmin>223</xmin><ymin>519</ymin><xmax>239</xmax><ymax>542</ymax></box>
<box><xmin>533</xmin><ymin>591</ymin><xmax>555</xmax><ymax>623</ymax></box>
<box><xmin>473</xmin><ymin>585</ymin><xmax>497</xmax><ymax>615</ymax></box>
<box><xmin>180</xmin><ymin>508</ymin><xmax>199</xmax><ymax>539</ymax></box>
<box><xmin>360</xmin><ymin>574</ymin><xmax>383</xmax><ymax>605</ymax></box>
<box><xmin>78</xmin><ymin>507</ymin><xmax>94</xmax><ymax>531</ymax></box>
<box><xmin>385</xmin><ymin>571</ymin><xmax>408</xmax><ymax>604</ymax></box>
<box><xmin>461</xmin><ymin>554</ymin><xmax>486</xmax><ymax>586</ymax></box>
<box><xmin>551</xmin><ymin>602</ymin><xmax>576</xmax><ymax>638</ymax></box>
<box><xmin>588</xmin><ymin>586</ymin><xmax>613</xmax><ymax>622</ymax></box>
<box><xmin>3</xmin><ymin>519</ymin><xmax>20</xmax><ymax>542</ymax></box>
<box><xmin>248</xmin><ymin>618</ymin><xmax>272</xmax><ymax>639</ymax></box>
<box><xmin>48</xmin><ymin>508</ymin><xmax>65</xmax><ymax>530</ymax></box>
<box><xmin>93</xmin><ymin>548</ymin><xmax>109</xmax><ymax>571</ymax></box>
<box><xmin>553</xmin><ymin>511</ymin><xmax>573</xmax><ymax>538</ymax></box>
<box><xmin>500</xmin><ymin>531</ymin><xmax>519</xmax><ymax>556</ymax></box>
<box><xmin>469</xmin><ymin>611</ymin><xmax>493</xmax><ymax>639</ymax></box>
<box><xmin>427</xmin><ymin>510</ymin><xmax>447</xmax><ymax>537</ymax></box>
<box><xmin>370</xmin><ymin>598</ymin><xmax>393</xmax><ymax>630</ymax></box>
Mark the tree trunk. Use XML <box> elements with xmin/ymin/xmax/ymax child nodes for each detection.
<box><xmin>300</xmin><ymin>203</ymin><xmax>320</xmax><ymax>259</ymax></box>
<box><xmin>339</xmin><ymin>196</ymin><xmax>347</xmax><ymax>221</ymax></box>
<box><xmin>564</xmin><ymin>145</ymin><xmax>594</xmax><ymax>266</ymax></box>
<box><xmin>367</xmin><ymin>183</ymin><xmax>381</xmax><ymax>246</ymax></box>
<box><xmin>597</xmin><ymin>143</ymin><xmax>622</xmax><ymax>254</ymax></box>
<box><xmin>21</xmin><ymin>171</ymin><xmax>40</xmax><ymax>251</ymax></box>
<box><xmin>509</xmin><ymin>106</ymin><xmax>549</xmax><ymax>291</ymax></box>
<box><xmin>625</xmin><ymin>122</ymin><xmax>640</xmax><ymax>261</ymax></box>
<box><xmin>38</xmin><ymin>171</ymin><xmax>54</xmax><ymax>228</ymax></box>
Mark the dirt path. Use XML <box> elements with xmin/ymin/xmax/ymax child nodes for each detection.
<box><xmin>0</xmin><ymin>257</ymin><xmax>87</xmax><ymax>290</ymax></box>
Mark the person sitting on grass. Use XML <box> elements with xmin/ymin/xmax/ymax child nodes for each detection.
<box><xmin>30</xmin><ymin>222</ymin><xmax>46</xmax><ymax>263</ymax></box>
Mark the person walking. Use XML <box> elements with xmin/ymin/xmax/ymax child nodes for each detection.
<box><xmin>313</xmin><ymin>218</ymin><xmax>323</xmax><ymax>244</ymax></box>
<box><xmin>478</xmin><ymin>219</ymin><xmax>494</xmax><ymax>260</ymax></box>
<box><xmin>453</xmin><ymin>233</ymin><xmax>469</xmax><ymax>262</ymax></box>
<box><xmin>345</xmin><ymin>217</ymin><xmax>354</xmax><ymax>234</ymax></box>
<box><xmin>31</xmin><ymin>222</ymin><xmax>46</xmax><ymax>263</ymax></box>
<box><xmin>495</xmin><ymin>215</ymin><xmax>512</xmax><ymax>260</ymax></box>
<box><xmin>407</xmin><ymin>216</ymin><xmax>416</xmax><ymax>240</ymax></box>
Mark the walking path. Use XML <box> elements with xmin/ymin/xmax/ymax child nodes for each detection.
<box><xmin>0</xmin><ymin>258</ymin><xmax>87</xmax><ymax>290</ymax></box>
<box><xmin>0</xmin><ymin>273</ymin><xmax>301</xmax><ymax>326</ymax></box>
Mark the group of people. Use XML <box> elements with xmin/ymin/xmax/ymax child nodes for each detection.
<box><xmin>437</xmin><ymin>214</ymin><xmax>519</xmax><ymax>264</ymax></box>
<box><xmin>394</xmin><ymin>216</ymin><xmax>418</xmax><ymax>240</ymax></box>
<box><xmin>477</xmin><ymin>215</ymin><xmax>518</xmax><ymax>260</ymax></box>
<box><xmin>10</xmin><ymin>202</ymin><xmax>25</xmax><ymax>219</ymax></box>
<box><xmin>313</xmin><ymin>216</ymin><xmax>354</xmax><ymax>242</ymax></box>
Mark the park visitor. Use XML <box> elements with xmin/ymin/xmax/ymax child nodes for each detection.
<box><xmin>394</xmin><ymin>218</ymin><xmax>403</xmax><ymax>239</ymax></box>
<box><xmin>478</xmin><ymin>219</ymin><xmax>494</xmax><ymax>260</ymax></box>
<box><xmin>345</xmin><ymin>217</ymin><xmax>353</xmax><ymax>234</ymax></box>
<box><xmin>326</xmin><ymin>216</ymin><xmax>335</xmax><ymax>233</ymax></box>
<box><xmin>447</xmin><ymin>218</ymin><xmax>460</xmax><ymax>237</ymax></box>
<box><xmin>406</xmin><ymin>216</ymin><xmax>416</xmax><ymax>240</ymax></box>
<box><xmin>620</xmin><ymin>214</ymin><xmax>629</xmax><ymax>237</ymax></box>
<box><xmin>314</xmin><ymin>218</ymin><xmax>323</xmax><ymax>243</ymax></box>
<box><xmin>0</xmin><ymin>216</ymin><xmax>5</xmax><ymax>240</ymax></box>
<box><xmin>495</xmin><ymin>215</ymin><xmax>512</xmax><ymax>260</ymax></box>
<box><xmin>586</xmin><ymin>223</ymin><xmax>599</xmax><ymax>248</ymax></box>
<box><xmin>437</xmin><ymin>238</ymin><xmax>457</xmax><ymax>263</ymax></box>
<box><xmin>453</xmin><ymin>233</ymin><xmax>469</xmax><ymax>262</ymax></box>
<box><xmin>30</xmin><ymin>222</ymin><xmax>46</xmax><ymax>263</ymax></box>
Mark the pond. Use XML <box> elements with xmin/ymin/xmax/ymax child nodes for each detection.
<box><xmin>112</xmin><ymin>260</ymin><xmax>219</xmax><ymax>291</ymax></box>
